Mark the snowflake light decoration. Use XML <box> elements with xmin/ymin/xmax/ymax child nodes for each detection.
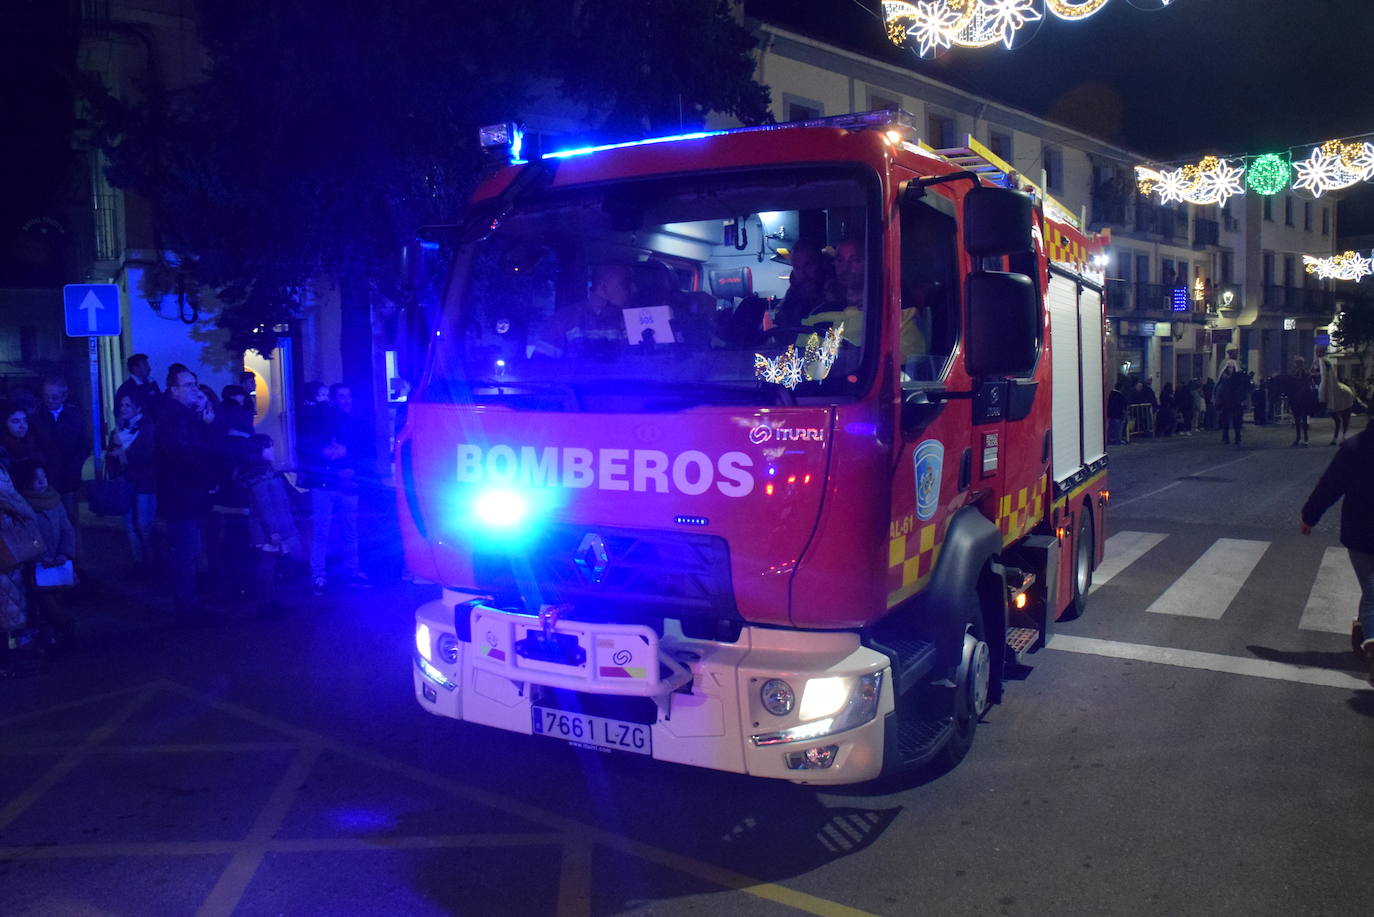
<box><xmin>1303</xmin><ymin>251</ymin><xmax>1373</xmax><ymax>283</ymax></box>
<box><xmin>757</xmin><ymin>324</ymin><xmax>847</xmax><ymax>389</ymax></box>
<box><xmin>883</xmin><ymin>0</ymin><xmax>1136</xmax><ymax>58</ymax></box>
<box><xmin>1293</xmin><ymin>141</ymin><xmax>1374</xmax><ymax>197</ymax></box>
<box><xmin>1135</xmin><ymin>156</ymin><xmax>1244</xmax><ymax>206</ymax></box>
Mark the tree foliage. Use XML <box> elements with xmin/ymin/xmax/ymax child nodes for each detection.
<box><xmin>1332</xmin><ymin>293</ymin><xmax>1374</xmax><ymax>365</ymax></box>
<box><xmin>90</xmin><ymin>0</ymin><xmax>771</xmax><ymax>357</ymax></box>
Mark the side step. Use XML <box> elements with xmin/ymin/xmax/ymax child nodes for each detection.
<box><xmin>1005</xmin><ymin>626</ymin><xmax>1040</xmax><ymax>665</ymax></box>
<box><xmin>894</xmin><ymin>715</ymin><xmax>955</xmax><ymax>767</ymax></box>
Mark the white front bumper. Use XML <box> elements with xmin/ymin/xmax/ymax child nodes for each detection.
<box><xmin>412</xmin><ymin>592</ymin><xmax>894</xmax><ymax>784</ymax></box>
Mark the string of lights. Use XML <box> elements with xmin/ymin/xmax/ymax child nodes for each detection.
<box><xmin>1136</xmin><ymin>136</ymin><xmax>1374</xmax><ymax>205</ymax></box>
<box><xmin>880</xmin><ymin>0</ymin><xmax>1172</xmax><ymax>58</ymax></box>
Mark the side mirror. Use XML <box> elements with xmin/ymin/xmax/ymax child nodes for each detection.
<box><xmin>966</xmin><ymin>271</ymin><xmax>1038</xmax><ymax>378</ymax></box>
<box><xmin>964</xmin><ymin>186</ymin><xmax>1034</xmax><ymax>257</ymax></box>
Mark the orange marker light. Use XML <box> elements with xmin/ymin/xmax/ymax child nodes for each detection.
<box><xmin>1015</xmin><ymin>593</ymin><xmax>1028</xmax><ymax>610</ymax></box>
<box><xmin>765</xmin><ymin>483</ymin><xmax>775</xmax><ymax>496</ymax></box>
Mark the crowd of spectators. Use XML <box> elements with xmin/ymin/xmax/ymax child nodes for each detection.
<box><xmin>1</xmin><ymin>354</ymin><xmax>370</xmax><ymax>677</ymax></box>
<box><xmin>1108</xmin><ymin>350</ymin><xmax>1369</xmax><ymax>448</ymax></box>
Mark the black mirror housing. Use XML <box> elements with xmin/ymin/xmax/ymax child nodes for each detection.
<box><xmin>966</xmin><ymin>271</ymin><xmax>1038</xmax><ymax>378</ymax></box>
<box><xmin>964</xmin><ymin>186</ymin><xmax>1034</xmax><ymax>257</ymax></box>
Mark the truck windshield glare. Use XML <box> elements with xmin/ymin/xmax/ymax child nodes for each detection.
<box><xmin>426</xmin><ymin>169</ymin><xmax>877</xmax><ymax>408</ymax></box>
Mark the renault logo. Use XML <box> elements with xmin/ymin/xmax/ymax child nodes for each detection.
<box><xmin>574</xmin><ymin>532</ymin><xmax>610</xmax><ymax>583</ymax></box>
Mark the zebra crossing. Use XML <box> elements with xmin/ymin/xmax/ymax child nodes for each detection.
<box><xmin>1092</xmin><ymin>530</ymin><xmax>1361</xmax><ymax>635</ymax></box>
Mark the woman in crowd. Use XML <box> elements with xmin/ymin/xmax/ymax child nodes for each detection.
<box><xmin>0</xmin><ymin>400</ymin><xmax>46</xmax><ymax>465</ymax></box>
<box><xmin>1</xmin><ymin>451</ymin><xmax>39</xmax><ymax>676</ymax></box>
<box><xmin>106</xmin><ymin>390</ymin><xmax>158</xmax><ymax>568</ymax></box>
<box><xmin>12</xmin><ymin>458</ymin><xmax>76</xmax><ymax>650</ymax></box>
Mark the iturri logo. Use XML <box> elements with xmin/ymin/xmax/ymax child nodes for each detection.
<box><xmin>749</xmin><ymin>425</ymin><xmax>772</xmax><ymax>445</ymax></box>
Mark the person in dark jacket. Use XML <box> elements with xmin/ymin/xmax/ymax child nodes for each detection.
<box><xmin>1107</xmin><ymin>379</ymin><xmax>1127</xmax><ymax>444</ymax></box>
<box><xmin>1286</xmin><ymin>357</ymin><xmax>1314</xmax><ymax>447</ymax></box>
<box><xmin>156</xmin><ymin>368</ymin><xmax>219</xmax><ymax>616</ymax></box>
<box><xmin>114</xmin><ymin>353</ymin><xmax>160</xmax><ymax>413</ymax></box>
<box><xmin>107</xmin><ymin>389</ymin><xmax>157</xmax><ymax>568</ymax></box>
<box><xmin>1214</xmin><ymin>365</ymin><xmax>1249</xmax><ymax>445</ymax></box>
<box><xmin>1301</xmin><ymin>423</ymin><xmax>1374</xmax><ymax>683</ymax></box>
<box><xmin>29</xmin><ymin>378</ymin><xmax>90</xmax><ymax>559</ymax></box>
<box><xmin>298</xmin><ymin>383</ymin><xmax>368</xmax><ymax>594</ymax></box>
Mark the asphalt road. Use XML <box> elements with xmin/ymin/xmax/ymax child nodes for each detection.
<box><xmin>2</xmin><ymin>417</ymin><xmax>1371</xmax><ymax>916</ymax></box>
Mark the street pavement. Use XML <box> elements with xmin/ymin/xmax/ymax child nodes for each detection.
<box><xmin>1</xmin><ymin>420</ymin><xmax>1371</xmax><ymax>916</ymax></box>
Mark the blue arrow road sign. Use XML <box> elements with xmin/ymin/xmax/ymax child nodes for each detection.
<box><xmin>63</xmin><ymin>283</ymin><xmax>121</xmax><ymax>337</ymax></box>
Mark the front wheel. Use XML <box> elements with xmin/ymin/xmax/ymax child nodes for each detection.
<box><xmin>939</xmin><ymin>621</ymin><xmax>991</xmax><ymax>769</ymax></box>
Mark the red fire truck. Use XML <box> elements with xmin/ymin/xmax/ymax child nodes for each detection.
<box><xmin>402</xmin><ymin>112</ymin><xmax>1109</xmax><ymax>783</ymax></box>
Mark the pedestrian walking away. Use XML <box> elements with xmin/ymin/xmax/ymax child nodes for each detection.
<box><xmin>1300</xmin><ymin>419</ymin><xmax>1374</xmax><ymax>684</ymax></box>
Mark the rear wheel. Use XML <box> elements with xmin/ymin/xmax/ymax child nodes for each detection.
<box><xmin>1062</xmin><ymin>505</ymin><xmax>1094</xmax><ymax>621</ymax></box>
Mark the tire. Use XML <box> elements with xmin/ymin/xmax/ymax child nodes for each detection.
<box><xmin>1062</xmin><ymin>504</ymin><xmax>1094</xmax><ymax>621</ymax></box>
<box><xmin>938</xmin><ymin>617</ymin><xmax>991</xmax><ymax>769</ymax></box>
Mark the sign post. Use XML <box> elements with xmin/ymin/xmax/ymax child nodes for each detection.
<box><xmin>62</xmin><ymin>283</ymin><xmax>122</xmax><ymax>479</ymax></box>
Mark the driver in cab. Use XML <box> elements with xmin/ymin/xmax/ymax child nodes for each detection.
<box><xmin>531</xmin><ymin>263</ymin><xmax>636</xmax><ymax>359</ymax></box>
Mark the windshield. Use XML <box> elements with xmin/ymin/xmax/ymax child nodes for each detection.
<box><xmin>424</xmin><ymin>166</ymin><xmax>878</xmax><ymax>409</ymax></box>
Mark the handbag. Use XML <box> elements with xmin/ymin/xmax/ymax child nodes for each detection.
<box><xmin>34</xmin><ymin>559</ymin><xmax>75</xmax><ymax>590</ymax></box>
<box><xmin>0</xmin><ymin>516</ymin><xmax>45</xmax><ymax>569</ymax></box>
<box><xmin>86</xmin><ymin>475</ymin><xmax>134</xmax><ymax>517</ymax></box>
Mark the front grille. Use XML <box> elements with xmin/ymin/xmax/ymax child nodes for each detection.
<box><xmin>473</xmin><ymin>523</ymin><xmax>738</xmax><ymax>624</ymax></box>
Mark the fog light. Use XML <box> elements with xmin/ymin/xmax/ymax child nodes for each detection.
<box><xmin>421</xmin><ymin>683</ymin><xmax>438</xmax><ymax>703</ymax></box>
<box><xmin>437</xmin><ymin>632</ymin><xmax>460</xmax><ymax>664</ymax></box>
<box><xmin>785</xmin><ymin>744</ymin><xmax>839</xmax><ymax>770</ymax></box>
<box><xmin>760</xmin><ymin>679</ymin><xmax>795</xmax><ymax>716</ymax></box>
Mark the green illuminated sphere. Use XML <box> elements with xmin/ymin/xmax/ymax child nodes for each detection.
<box><xmin>1246</xmin><ymin>153</ymin><xmax>1291</xmax><ymax>196</ymax></box>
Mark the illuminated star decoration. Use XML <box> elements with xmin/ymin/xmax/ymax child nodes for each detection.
<box><xmin>883</xmin><ymin>0</ymin><xmax>1132</xmax><ymax>58</ymax></box>
<box><xmin>1303</xmin><ymin>251</ymin><xmax>1374</xmax><ymax>282</ymax></box>
<box><xmin>1135</xmin><ymin>156</ymin><xmax>1244</xmax><ymax>206</ymax></box>
<box><xmin>1293</xmin><ymin>140</ymin><xmax>1374</xmax><ymax>197</ymax></box>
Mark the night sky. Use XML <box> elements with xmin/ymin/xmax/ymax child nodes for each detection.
<box><xmin>746</xmin><ymin>0</ymin><xmax>1374</xmax><ymax>162</ymax></box>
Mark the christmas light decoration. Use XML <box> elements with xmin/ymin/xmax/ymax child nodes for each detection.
<box><xmin>882</xmin><ymin>0</ymin><xmax>1155</xmax><ymax>58</ymax></box>
<box><xmin>755</xmin><ymin>324</ymin><xmax>846</xmax><ymax>389</ymax></box>
<box><xmin>1244</xmin><ymin>153</ymin><xmax>1291</xmax><ymax>196</ymax></box>
<box><xmin>1134</xmin><ymin>156</ymin><xmax>1244</xmax><ymax>206</ymax></box>
<box><xmin>1292</xmin><ymin>140</ymin><xmax>1374</xmax><ymax>197</ymax></box>
<box><xmin>1303</xmin><ymin>251</ymin><xmax>1373</xmax><ymax>282</ymax></box>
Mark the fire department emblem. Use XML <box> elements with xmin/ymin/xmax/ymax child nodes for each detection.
<box><xmin>913</xmin><ymin>439</ymin><xmax>944</xmax><ymax>521</ymax></box>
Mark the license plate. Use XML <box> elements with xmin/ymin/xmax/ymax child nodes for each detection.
<box><xmin>531</xmin><ymin>706</ymin><xmax>652</xmax><ymax>756</ymax></box>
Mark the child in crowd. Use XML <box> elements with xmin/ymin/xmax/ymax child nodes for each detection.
<box><xmin>233</xmin><ymin>434</ymin><xmax>303</xmax><ymax>616</ymax></box>
<box><xmin>12</xmin><ymin>458</ymin><xmax>77</xmax><ymax>649</ymax></box>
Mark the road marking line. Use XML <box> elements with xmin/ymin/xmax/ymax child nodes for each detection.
<box><xmin>0</xmin><ymin>681</ymin><xmax>157</xmax><ymax>730</ymax></box>
<box><xmin>1110</xmin><ymin>452</ymin><xmax>1254</xmax><ymax>509</ymax></box>
<box><xmin>1050</xmin><ymin>634</ymin><xmax>1370</xmax><ymax>690</ymax></box>
<box><xmin>0</xmin><ymin>742</ymin><xmax>300</xmax><ymax>757</ymax></box>
<box><xmin>0</xmin><ymin>835</ymin><xmax>565</xmax><ymax>860</ymax></box>
<box><xmin>1300</xmin><ymin>547</ymin><xmax>1361</xmax><ymax>635</ymax></box>
<box><xmin>1090</xmin><ymin>531</ymin><xmax>1167</xmax><ymax>593</ymax></box>
<box><xmin>0</xmin><ymin>686</ymin><xmax>156</xmax><ymax>834</ymax></box>
<box><xmin>1145</xmin><ymin>537</ymin><xmax>1268</xmax><ymax>619</ymax></box>
<box><xmin>155</xmin><ymin>681</ymin><xmax>879</xmax><ymax>917</ymax></box>
<box><xmin>196</xmin><ymin>741</ymin><xmax>322</xmax><ymax>917</ymax></box>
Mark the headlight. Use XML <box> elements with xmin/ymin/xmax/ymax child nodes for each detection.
<box><xmin>760</xmin><ymin>678</ymin><xmax>795</xmax><ymax>716</ymax></box>
<box><xmin>799</xmin><ymin>676</ymin><xmax>850</xmax><ymax>721</ymax></box>
<box><xmin>437</xmin><ymin>632</ymin><xmax>460</xmax><ymax>664</ymax></box>
<box><xmin>474</xmin><ymin>489</ymin><xmax>529</xmax><ymax>529</ymax></box>
<box><xmin>415</xmin><ymin>622</ymin><xmax>432</xmax><ymax>661</ymax></box>
<box><xmin>751</xmin><ymin>672</ymin><xmax>884</xmax><ymax>746</ymax></box>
